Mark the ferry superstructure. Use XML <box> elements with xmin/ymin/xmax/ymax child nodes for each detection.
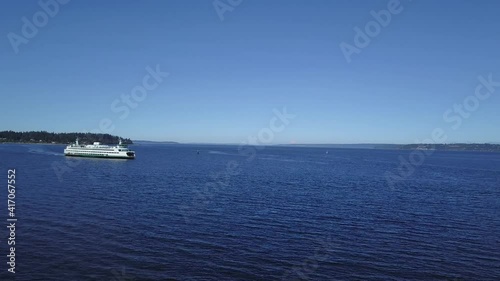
<box><xmin>64</xmin><ymin>138</ymin><xmax>135</xmax><ymax>159</ymax></box>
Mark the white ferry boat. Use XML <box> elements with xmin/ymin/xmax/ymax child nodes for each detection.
<box><xmin>64</xmin><ymin>138</ymin><xmax>135</xmax><ymax>159</ymax></box>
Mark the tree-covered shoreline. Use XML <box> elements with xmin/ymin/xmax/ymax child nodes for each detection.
<box><xmin>0</xmin><ymin>131</ymin><xmax>133</xmax><ymax>145</ymax></box>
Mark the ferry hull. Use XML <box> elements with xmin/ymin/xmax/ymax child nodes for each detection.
<box><xmin>64</xmin><ymin>153</ymin><xmax>135</xmax><ymax>159</ymax></box>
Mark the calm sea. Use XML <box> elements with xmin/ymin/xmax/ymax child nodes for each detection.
<box><xmin>0</xmin><ymin>144</ymin><xmax>499</xmax><ymax>280</ymax></box>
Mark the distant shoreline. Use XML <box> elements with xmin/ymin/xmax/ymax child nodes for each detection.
<box><xmin>278</xmin><ymin>143</ymin><xmax>500</xmax><ymax>152</ymax></box>
<box><xmin>0</xmin><ymin>131</ymin><xmax>133</xmax><ymax>145</ymax></box>
<box><xmin>0</xmin><ymin>142</ymin><xmax>65</xmax><ymax>145</ymax></box>
<box><xmin>397</xmin><ymin>143</ymin><xmax>500</xmax><ymax>153</ymax></box>
<box><xmin>2</xmin><ymin>141</ymin><xmax>499</xmax><ymax>153</ymax></box>
<box><xmin>396</xmin><ymin>147</ymin><xmax>500</xmax><ymax>153</ymax></box>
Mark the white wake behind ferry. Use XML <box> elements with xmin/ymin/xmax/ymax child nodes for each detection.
<box><xmin>64</xmin><ymin>138</ymin><xmax>135</xmax><ymax>159</ymax></box>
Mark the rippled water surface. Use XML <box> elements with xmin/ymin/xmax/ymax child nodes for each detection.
<box><xmin>0</xmin><ymin>144</ymin><xmax>499</xmax><ymax>280</ymax></box>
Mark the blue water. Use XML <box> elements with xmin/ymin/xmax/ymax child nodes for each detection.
<box><xmin>0</xmin><ymin>144</ymin><xmax>499</xmax><ymax>280</ymax></box>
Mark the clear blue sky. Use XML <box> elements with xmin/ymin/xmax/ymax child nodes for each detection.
<box><xmin>1</xmin><ymin>0</ymin><xmax>499</xmax><ymax>144</ymax></box>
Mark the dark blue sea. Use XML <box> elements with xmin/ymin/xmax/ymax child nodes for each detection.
<box><xmin>0</xmin><ymin>144</ymin><xmax>499</xmax><ymax>280</ymax></box>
